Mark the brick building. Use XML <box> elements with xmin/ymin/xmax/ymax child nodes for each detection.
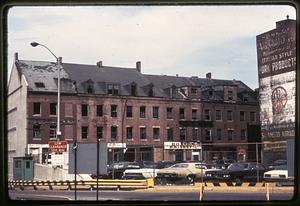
<box><xmin>8</xmin><ymin>54</ymin><xmax>260</xmax><ymax>178</ymax></box>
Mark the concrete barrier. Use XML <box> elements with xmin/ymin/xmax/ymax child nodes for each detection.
<box><xmin>8</xmin><ymin>178</ymin><xmax>154</xmax><ymax>191</ymax></box>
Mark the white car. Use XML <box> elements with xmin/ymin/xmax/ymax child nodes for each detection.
<box><xmin>123</xmin><ymin>168</ymin><xmax>159</xmax><ymax>179</ymax></box>
<box><xmin>264</xmin><ymin>165</ymin><xmax>294</xmax><ymax>185</ymax></box>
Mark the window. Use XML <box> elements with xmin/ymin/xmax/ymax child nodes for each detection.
<box><xmin>208</xmin><ymin>90</ymin><xmax>213</xmax><ymax>97</ymax></box>
<box><xmin>96</xmin><ymin>105</ymin><xmax>103</xmax><ymax>117</ymax></box>
<box><xmin>153</xmin><ymin>128</ymin><xmax>160</xmax><ymax>139</ymax></box>
<box><xmin>167</xmin><ymin>128</ymin><xmax>173</xmax><ymax>141</ymax></box>
<box><xmin>204</xmin><ymin>109</ymin><xmax>211</xmax><ymax>120</ymax></box>
<box><xmin>217</xmin><ymin>129</ymin><xmax>222</xmax><ymax>140</ymax></box>
<box><xmin>216</xmin><ymin>110</ymin><xmax>222</xmax><ymax>121</ymax></box>
<box><xmin>127</xmin><ymin>127</ymin><xmax>133</xmax><ymax>140</ymax></box>
<box><xmin>126</xmin><ymin>106</ymin><xmax>133</xmax><ymax>118</ymax></box>
<box><xmin>97</xmin><ymin>126</ymin><xmax>103</xmax><ymax>140</ymax></box>
<box><xmin>140</xmin><ymin>127</ymin><xmax>146</xmax><ymax>139</ymax></box>
<box><xmin>111</xmin><ymin>126</ymin><xmax>117</xmax><ymax>140</ymax></box>
<box><xmin>228</xmin><ymin>90</ymin><xmax>233</xmax><ymax>100</ymax></box>
<box><xmin>240</xmin><ymin>111</ymin><xmax>246</xmax><ymax>121</ymax></box>
<box><xmin>153</xmin><ymin>106</ymin><xmax>159</xmax><ymax>118</ymax></box>
<box><xmin>131</xmin><ymin>84</ymin><xmax>137</xmax><ymax>96</ymax></box>
<box><xmin>81</xmin><ymin>126</ymin><xmax>88</xmax><ymax>140</ymax></box>
<box><xmin>111</xmin><ymin>105</ymin><xmax>117</xmax><ymax>117</ymax></box>
<box><xmin>228</xmin><ymin>130</ymin><xmax>234</xmax><ymax>141</ymax></box>
<box><xmin>35</xmin><ymin>82</ymin><xmax>45</xmax><ymax>88</ymax></box>
<box><xmin>205</xmin><ymin>129</ymin><xmax>212</xmax><ymax>141</ymax></box>
<box><xmin>87</xmin><ymin>85</ymin><xmax>93</xmax><ymax>94</ymax></box>
<box><xmin>140</xmin><ymin>106</ymin><xmax>146</xmax><ymax>118</ymax></box>
<box><xmin>26</xmin><ymin>161</ymin><xmax>30</xmax><ymax>169</ymax></box>
<box><xmin>227</xmin><ymin>110</ymin><xmax>233</xmax><ymax>121</ymax></box>
<box><xmin>250</xmin><ymin>112</ymin><xmax>256</xmax><ymax>122</ymax></box>
<box><xmin>241</xmin><ymin>129</ymin><xmax>246</xmax><ymax>140</ymax></box>
<box><xmin>33</xmin><ymin>124</ymin><xmax>41</xmax><ymax>138</ymax></box>
<box><xmin>179</xmin><ymin>128</ymin><xmax>186</xmax><ymax>141</ymax></box>
<box><xmin>191</xmin><ymin>87</ymin><xmax>197</xmax><ymax>94</ymax></box>
<box><xmin>81</xmin><ymin>104</ymin><xmax>88</xmax><ymax>116</ymax></box>
<box><xmin>192</xmin><ymin>109</ymin><xmax>197</xmax><ymax>120</ymax></box>
<box><xmin>166</xmin><ymin>107</ymin><xmax>173</xmax><ymax>119</ymax></box>
<box><xmin>192</xmin><ymin>128</ymin><xmax>199</xmax><ymax>140</ymax></box>
<box><xmin>33</xmin><ymin>102</ymin><xmax>41</xmax><ymax>115</ymax></box>
<box><xmin>15</xmin><ymin>160</ymin><xmax>21</xmax><ymax>169</ymax></box>
<box><xmin>49</xmin><ymin>125</ymin><xmax>57</xmax><ymax>139</ymax></box>
<box><xmin>50</xmin><ymin>103</ymin><xmax>57</xmax><ymax>116</ymax></box>
<box><xmin>107</xmin><ymin>84</ymin><xmax>119</xmax><ymax>95</ymax></box>
<box><xmin>179</xmin><ymin>108</ymin><xmax>185</xmax><ymax>119</ymax></box>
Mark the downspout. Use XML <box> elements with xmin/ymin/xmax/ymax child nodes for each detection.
<box><xmin>121</xmin><ymin>97</ymin><xmax>128</xmax><ymax>161</ymax></box>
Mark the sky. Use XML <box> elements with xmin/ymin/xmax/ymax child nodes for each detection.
<box><xmin>7</xmin><ymin>5</ymin><xmax>296</xmax><ymax>89</ymax></box>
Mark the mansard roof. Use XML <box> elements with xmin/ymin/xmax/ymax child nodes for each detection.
<box><xmin>14</xmin><ymin>59</ymin><xmax>257</xmax><ymax>103</ymax></box>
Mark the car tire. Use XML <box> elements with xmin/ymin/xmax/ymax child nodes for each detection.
<box><xmin>235</xmin><ymin>178</ymin><xmax>243</xmax><ymax>185</ymax></box>
<box><xmin>187</xmin><ymin>174</ymin><xmax>196</xmax><ymax>184</ymax></box>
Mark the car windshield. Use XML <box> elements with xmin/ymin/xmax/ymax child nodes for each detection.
<box><xmin>227</xmin><ymin>163</ymin><xmax>248</xmax><ymax>171</ymax></box>
<box><xmin>170</xmin><ymin>163</ymin><xmax>189</xmax><ymax>168</ymax></box>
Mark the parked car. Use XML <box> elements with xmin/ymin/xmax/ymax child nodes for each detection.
<box><xmin>156</xmin><ymin>162</ymin><xmax>208</xmax><ymax>184</ymax></box>
<box><xmin>122</xmin><ymin>161</ymin><xmax>177</xmax><ymax>180</ymax></box>
<box><xmin>204</xmin><ymin>162</ymin><xmax>268</xmax><ymax>183</ymax></box>
<box><xmin>264</xmin><ymin>165</ymin><xmax>294</xmax><ymax>185</ymax></box>
<box><xmin>91</xmin><ymin>161</ymin><xmax>142</xmax><ymax>179</ymax></box>
<box><xmin>268</xmin><ymin>159</ymin><xmax>287</xmax><ymax>170</ymax></box>
<box><xmin>212</xmin><ymin>159</ymin><xmax>236</xmax><ymax>169</ymax></box>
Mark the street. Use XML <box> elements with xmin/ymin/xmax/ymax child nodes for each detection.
<box><xmin>8</xmin><ymin>188</ymin><xmax>294</xmax><ymax>201</ymax></box>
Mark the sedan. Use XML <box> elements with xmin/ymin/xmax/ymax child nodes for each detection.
<box><xmin>204</xmin><ymin>162</ymin><xmax>268</xmax><ymax>183</ymax></box>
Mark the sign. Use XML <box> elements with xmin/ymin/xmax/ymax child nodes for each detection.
<box><xmin>164</xmin><ymin>142</ymin><xmax>202</xmax><ymax>150</ymax></box>
<box><xmin>51</xmin><ymin>154</ymin><xmax>64</xmax><ymax>166</ymax></box>
<box><xmin>107</xmin><ymin>143</ymin><xmax>126</xmax><ymax>148</ymax></box>
<box><xmin>48</xmin><ymin>141</ymin><xmax>68</xmax><ymax>153</ymax></box>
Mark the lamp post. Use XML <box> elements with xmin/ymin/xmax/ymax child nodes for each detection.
<box><xmin>30</xmin><ymin>42</ymin><xmax>62</xmax><ymax>140</ymax></box>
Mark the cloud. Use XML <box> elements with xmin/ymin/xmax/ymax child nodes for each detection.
<box><xmin>6</xmin><ymin>5</ymin><xmax>296</xmax><ymax>89</ymax></box>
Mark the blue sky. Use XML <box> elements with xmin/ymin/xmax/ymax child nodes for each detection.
<box><xmin>7</xmin><ymin>5</ymin><xmax>296</xmax><ymax>89</ymax></box>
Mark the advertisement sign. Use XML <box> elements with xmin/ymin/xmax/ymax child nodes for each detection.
<box><xmin>48</xmin><ymin>141</ymin><xmax>68</xmax><ymax>153</ymax></box>
<box><xmin>257</xmin><ymin>19</ymin><xmax>296</xmax><ymax>143</ymax></box>
<box><xmin>164</xmin><ymin>142</ymin><xmax>202</xmax><ymax>150</ymax></box>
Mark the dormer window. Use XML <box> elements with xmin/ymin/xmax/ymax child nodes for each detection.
<box><xmin>228</xmin><ymin>90</ymin><xmax>233</xmax><ymax>101</ymax></box>
<box><xmin>191</xmin><ymin>87</ymin><xmax>197</xmax><ymax>94</ymax></box>
<box><xmin>87</xmin><ymin>85</ymin><xmax>93</xmax><ymax>94</ymax></box>
<box><xmin>148</xmin><ymin>87</ymin><xmax>153</xmax><ymax>97</ymax></box>
<box><xmin>107</xmin><ymin>84</ymin><xmax>119</xmax><ymax>95</ymax></box>
<box><xmin>131</xmin><ymin>83</ymin><xmax>137</xmax><ymax>96</ymax></box>
<box><xmin>208</xmin><ymin>90</ymin><xmax>213</xmax><ymax>97</ymax></box>
<box><xmin>35</xmin><ymin>82</ymin><xmax>45</xmax><ymax>88</ymax></box>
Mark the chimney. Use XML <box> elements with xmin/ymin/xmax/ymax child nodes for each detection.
<box><xmin>206</xmin><ymin>72</ymin><xmax>212</xmax><ymax>79</ymax></box>
<box><xmin>136</xmin><ymin>61</ymin><xmax>141</xmax><ymax>72</ymax></box>
<box><xmin>14</xmin><ymin>52</ymin><xmax>18</xmax><ymax>62</ymax></box>
<box><xmin>96</xmin><ymin>61</ymin><xmax>103</xmax><ymax>67</ymax></box>
<box><xmin>58</xmin><ymin>57</ymin><xmax>62</xmax><ymax>64</ymax></box>
<box><xmin>176</xmin><ymin>74</ymin><xmax>179</xmax><ymax>77</ymax></box>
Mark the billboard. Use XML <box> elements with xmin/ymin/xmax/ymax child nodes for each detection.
<box><xmin>256</xmin><ymin>19</ymin><xmax>296</xmax><ymax>142</ymax></box>
<box><xmin>68</xmin><ymin>143</ymin><xmax>107</xmax><ymax>174</ymax></box>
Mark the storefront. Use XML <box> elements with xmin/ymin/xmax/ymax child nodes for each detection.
<box><xmin>164</xmin><ymin>142</ymin><xmax>202</xmax><ymax>162</ymax></box>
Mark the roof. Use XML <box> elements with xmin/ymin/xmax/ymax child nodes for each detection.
<box><xmin>14</xmin><ymin>59</ymin><xmax>257</xmax><ymax>103</ymax></box>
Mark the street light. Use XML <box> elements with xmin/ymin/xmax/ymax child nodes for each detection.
<box><xmin>30</xmin><ymin>42</ymin><xmax>62</xmax><ymax>140</ymax></box>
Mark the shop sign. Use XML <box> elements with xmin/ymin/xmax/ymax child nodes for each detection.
<box><xmin>164</xmin><ymin>142</ymin><xmax>201</xmax><ymax>150</ymax></box>
<box><xmin>107</xmin><ymin>143</ymin><xmax>126</xmax><ymax>148</ymax></box>
<box><xmin>48</xmin><ymin>141</ymin><xmax>68</xmax><ymax>153</ymax></box>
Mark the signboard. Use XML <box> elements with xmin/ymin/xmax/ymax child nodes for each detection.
<box><xmin>107</xmin><ymin>143</ymin><xmax>126</xmax><ymax>148</ymax></box>
<box><xmin>256</xmin><ymin>19</ymin><xmax>296</xmax><ymax>143</ymax></box>
<box><xmin>164</xmin><ymin>142</ymin><xmax>202</xmax><ymax>150</ymax></box>
<box><xmin>51</xmin><ymin>154</ymin><xmax>64</xmax><ymax>166</ymax></box>
<box><xmin>48</xmin><ymin>141</ymin><xmax>68</xmax><ymax>153</ymax></box>
<box><xmin>69</xmin><ymin>143</ymin><xmax>107</xmax><ymax>174</ymax></box>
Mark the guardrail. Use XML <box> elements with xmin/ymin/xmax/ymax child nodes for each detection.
<box><xmin>8</xmin><ymin>179</ymin><xmax>154</xmax><ymax>191</ymax></box>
